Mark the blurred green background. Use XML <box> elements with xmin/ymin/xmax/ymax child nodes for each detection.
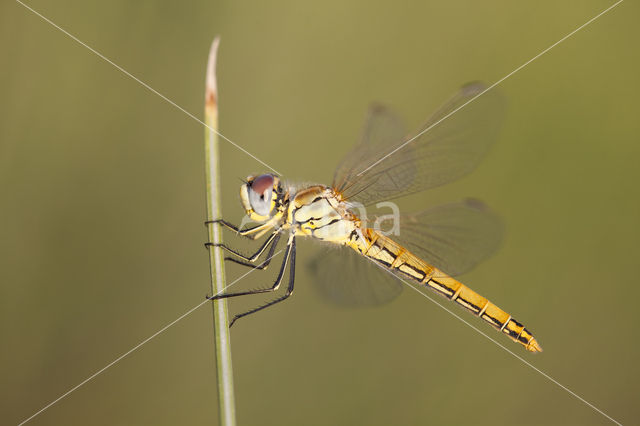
<box><xmin>2</xmin><ymin>1</ymin><xmax>638</xmax><ymax>425</ymax></box>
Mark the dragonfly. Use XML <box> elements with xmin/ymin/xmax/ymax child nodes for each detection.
<box><xmin>206</xmin><ymin>82</ymin><xmax>542</xmax><ymax>353</ymax></box>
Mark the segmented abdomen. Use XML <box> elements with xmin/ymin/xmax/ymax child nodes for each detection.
<box><xmin>358</xmin><ymin>229</ymin><xmax>542</xmax><ymax>352</ymax></box>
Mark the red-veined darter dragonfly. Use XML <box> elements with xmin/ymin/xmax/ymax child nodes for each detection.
<box><xmin>206</xmin><ymin>82</ymin><xmax>542</xmax><ymax>353</ymax></box>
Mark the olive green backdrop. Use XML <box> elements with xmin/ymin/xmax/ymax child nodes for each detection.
<box><xmin>2</xmin><ymin>1</ymin><xmax>638</xmax><ymax>425</ymax></box>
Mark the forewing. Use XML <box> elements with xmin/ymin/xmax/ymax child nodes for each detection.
<box><xmin>334</xmin><ymin>83</ymin><xmax>505</xmax><ymax>206</ymax></box>
<box><xmin>333</xmin><ymin>103</ymin><xmax>406</xmax><ymax>198</ymax></box>
<box><xmin>388</xmin><ymin>199</ymin><xmax>504</xmax><ymax>276</ymax></box>
<box><xmin>308</xmin><ymin>245</ymin><xmax>403</xmax><ymax>307</ymax></box>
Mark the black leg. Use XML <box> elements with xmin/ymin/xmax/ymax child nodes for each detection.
<box><xmin>229</xmin><ymin>238</ymin><xmax>296</xmax><ymax>327</ymax></box>
<box><xmin>205</xmin><ymin>230</ymin><xmax>280</xmax><ymax>263</ymax></box>
<box><xmin>207</xmin><ymin>237</ymin><xmax>294</xmax><ymax>302</ymax></box>
<box><xmin>224</xmin><ymin>232</ymin><xmax>281</xmax><ymax>270</ymax></box>
<box><xmin>205</xmin><ymin>219</ymin><xmax>270</xmax><ymax>239</ymax></box>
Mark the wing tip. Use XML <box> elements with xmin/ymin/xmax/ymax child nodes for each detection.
<box><xmin>462</xmin><ymin>197</ymin><xmax>488</xmax><ymax>211</ymax></box>
<box><xmin>461</xmin><ymin>81</ymin><xmax>487</xmax><ymax>95</ymax></box>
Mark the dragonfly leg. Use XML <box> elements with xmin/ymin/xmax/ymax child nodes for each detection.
<box><xmin>205</xmin><ymin>230</ymin><xmax>280</xmax><ymax>263</ymax></box>
<box><xmin>229</xmin><ymin>237</ymin><xmax>296</xmax><ymax>327</ymax></box>
<box><xmin>223</xmin><ymin>232</ymin><xmax>281</xmax><ymax>271</ymax></box>
<box><xmin>207</xmin><ymin>236</ymin><xmax>294</xmax><ymax>304</ymax></box>
<box><xmin>205</xmin><ymin>219</ymin><xmax>272</xmax><ymax>239</ymax></box>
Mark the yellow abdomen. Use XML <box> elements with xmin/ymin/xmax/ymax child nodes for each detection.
<box><xmin>353</xmin><ymin>228</ymin><xmax>542</xmax><ymax>353</ymax></box>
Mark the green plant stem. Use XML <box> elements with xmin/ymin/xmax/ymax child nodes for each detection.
<box><xmin>204</xmin><ymin>37</ymin><xmax>236</xmax><ymax>426</ymax></box>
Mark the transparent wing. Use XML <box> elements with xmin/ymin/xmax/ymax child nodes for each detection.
<box><xmin>333</xmin><ymin>82</ymin><xmax>505</xmax><ymax>206</ymax></box>
<box><xmin>308</xmin><ymin>245</ymin><xmax>403</xmax><ymax>307</ymax></box>
<box><xmin>333</xmin><ymin>103</ymin><xmax>406</xmax><ymax>194</ymax></box>
<box><xmin>308</xmin><ymin>199</ymin><xmax>502</xmax><ymax>306</ymax></box>
<box><xmin>376</xmin><ymin>199</ymin><xmax>504</xmax><ymax>277</ymax></box>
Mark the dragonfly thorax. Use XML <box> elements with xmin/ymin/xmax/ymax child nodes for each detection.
<box><xmin>288</xmin><ymin>185</ymin><xmax>360</xmax><ymax>245</ymax></box>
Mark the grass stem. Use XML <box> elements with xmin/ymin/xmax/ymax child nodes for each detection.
<box><xmin>204</xmin><ymin>37</ymin><xmax>236</xmax><ymax>426</ymax></box>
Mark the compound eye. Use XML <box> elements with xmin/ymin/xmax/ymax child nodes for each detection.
<box><xmin>248</xmin><ymin>174</ymin><xmax>274</xmax><ymax>216</ymax></box>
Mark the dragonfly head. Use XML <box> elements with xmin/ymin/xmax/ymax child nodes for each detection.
<box><xmin>240</xmin><ymin>174</ymin><xmax>284</xmax><ymax>222</ymax></box>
